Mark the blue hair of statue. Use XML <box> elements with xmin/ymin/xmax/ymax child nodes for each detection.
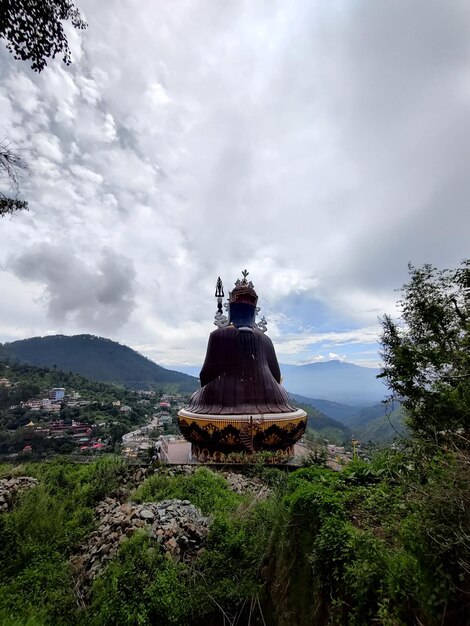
<box><xmin>230</xmin><ymin>302</ymin><xmax>256</xmax><ymax>328</ymax></box>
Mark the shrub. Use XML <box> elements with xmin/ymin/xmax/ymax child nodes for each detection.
<box><xmin>133</xmin><ymin>467</ymin><xmax>242</xmax><ymax>515</ymax></box>
<box><xmin>89</xmin><ymin>532</ymin><xmax>190</xmax><ymax>626</ymax></box>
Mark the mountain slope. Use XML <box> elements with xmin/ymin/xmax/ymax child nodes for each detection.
<box><xmin>281</xmin><ymin>360</ymin><xmax>387</xmax><ymax>405</ymax></box>
<box><xmin>288</xmin><ymin>393</ymin><xmax>404</xmax><ymax>444</ymax></box>
<box><xmin>288</xmin><ymin>393</ymin><xmax>358</xmax><ymax>422</ymax></box>
<box><xmin>347</xmin><ymin>403</ymin><xmax>391</xmax><ymax>429</ymax></box>
<box><xmin>2</xmin><ymin>335</ymin><xmax>199</xmax><ymax>393</ymax></box>
<box><xmin>294</xmin><ymin>401</ymin><xmax>351</xmax><ymax>444</ymax></box>
<box><xmin>353</xmin><ymin>406</ymin><xmax>407</xmax><ymax>443</ymax></box>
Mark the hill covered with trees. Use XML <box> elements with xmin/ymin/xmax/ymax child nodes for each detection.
<box><xmin>1</xmin><ymin>335</ymin><xmax>199</xmax><ymax>393</ymax></box>
<box><xmin>0</xmin><ymin>360</ymin><xmax>161</xmax><ymax>456</ymax></box>
<box><xmin>294</xmin><ymin>401</ymin><xmax>351</xmax><ymax>444</ymax></box>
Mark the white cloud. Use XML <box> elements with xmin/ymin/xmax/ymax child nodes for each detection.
<box><xmin>31</xmin><ymin>132</ymin><xmax>63</xmax><ymax>163</ymax></box>
<box><xmin>10</xmin><ymin>244</ymin><xmax>137</xmax><ymax>332</ymax></box>
<box><xmin>5</xmin><ymin>73</ymin><xmax>40</xmax><ymax>115</ymax></box>
<box><xmin>274</xmin><ymin>327</ymin><xmax>381</xmax><ymax>357</ymax></box>
<box><xmin>0</xmin><ymin>0</ymin><xmax>468</xmax><ymax>367</ymax></box>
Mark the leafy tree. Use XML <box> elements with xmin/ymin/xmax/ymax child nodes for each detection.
<box><xmin>380</xmin><ymin>260</ymin><xmax>469</xmax><ymax>444</ymax></box>
<box><xmin>0</xmin><ymin>0</ymin><xmax>87</xmax><ymax>72</ymax></box>
<box><xmin>0</xmin><ymin>140</ymin><xmax>28</xmax><ymax>217</ymax></box>
<box><xmin>0</xmin><ymin>2</ymin><xmax>87</xmax><ymax>216</ymax></box>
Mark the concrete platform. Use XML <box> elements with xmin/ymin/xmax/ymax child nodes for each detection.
<box><xmin>159</xmin><ymin>438</ymin><xmax>320</xmax><ymax>467</ymax></box>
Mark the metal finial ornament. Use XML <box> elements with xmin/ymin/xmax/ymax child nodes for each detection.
<box><xmin>214</xmin><ymin>276</ymin><xmax>229</xmax><ymax>328</ymax></box>
<box><xmin>215</xmin><ymin>277</ymin><xmax>224</xmax><ymax>314</ymax></box>
<box><xmin>235</xmin><ymin>269</ymin><xmax>251</xmax><ymax>288</ymax></box>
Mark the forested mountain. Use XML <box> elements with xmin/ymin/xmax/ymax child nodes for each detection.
<box><xmin>294</xmin><ymin>401</ymin><xmax>351</xmax><ymax>444</ymax></box>
<box><xmin>352</xmin><ymin>405</ymin><xmax>407</xmax><ymax>443</ymax></box>
<box><xmin>2</xmin><ymin>335</ymin><xmax>199</xmax><ymax>393</ymax></box>
<box><xmin>289</xmin><ymin>394</ymin><xmax>406</xmax><ymax>443</ymax></box>
<box><xmin>346</xmin><ymin>403</ymin><xmax>389</xmax><ymax>428</ymax></box>
<box><xmin>288</xmin><ymin>393</ymin><xmax>359</xmax><ymax>422</ymax></box>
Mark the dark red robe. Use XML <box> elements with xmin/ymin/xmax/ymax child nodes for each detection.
<box><xmin>188</xmin><ymin>326</ymin><xmax>294</xmax><ymax>415</ymax></box>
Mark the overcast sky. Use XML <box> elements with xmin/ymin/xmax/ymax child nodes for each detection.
<box><xmin>0</xmin><ymin>0</ymin><xmax>469</xmax><ymax>370</ymax></box>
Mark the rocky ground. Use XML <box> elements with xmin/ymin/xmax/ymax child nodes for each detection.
<box><xmin>0</xmin><ymin>464</ymin><xmax>272</xmax><ymax>602</ymax></box>
<box><xmin>222</xmin><ymin>471</ymin><xmax>272</xmax><ymax>499</ymax></box>
<box><xmin>68</xmin><ymin>466</ymin><xmax>272</xmax><ymax>596</ymax></box>
<box><xmin>69</xmin><ymin>497</ymin><xmax>211</xmax><ymax>601</ymax></box>
<box><xmin>0</xmin><ymin>476</ymin><xmax>38</xmax><ymax>512</ymax></box>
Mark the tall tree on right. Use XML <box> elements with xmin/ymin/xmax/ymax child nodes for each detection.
<box><xmin>380</xmin><ymin>260</ymin><xmax>469</xmax><ymax>445</ymax></box>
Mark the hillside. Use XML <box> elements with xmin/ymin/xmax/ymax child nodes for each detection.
<box><xmin>289</xmin><ymin>394</ymin><xmax>405</xmax><ymax>443</ymax></box>
<box><xmin>353</xmin><ymin>405</ymin><xmax>407</xmax><ymax>443</ymax></box>
<box><xmin>294</xmin><ymin>401</ymin><xmax>351</xmax><ymax>444</ymax></box>
<box><xmin>2</xmin><ymin>335</ymin><xmax>199</xmax><ymax>393</ymax></box>
<box><xmin>289</xmin><ymin>393</ymin><xmax>359</xmax><ymax>422</ymax></box>
<box><xmin>0</xmin><ymin>360</ymin><xmax>156</xmax><ymax>456</ymax></box>
<box><xmin>347</xmin><ymin>403</ymin><xmax>394</xmax><ymax>429</ymax></box>
<box><xmin>0</xmin><ymin>453</ymin><xmax>466</xmax><ymax>625</ymax></box>
<box><xmin>281</xmin><ymin>360</ymin><xmax>387</xmax><ymax>405</ymax></box>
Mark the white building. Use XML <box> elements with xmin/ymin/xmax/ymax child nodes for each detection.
<box><xmin>50</xmin><ymin>388</ymin><xmax>65</xmax><ymax>401</ymax></box>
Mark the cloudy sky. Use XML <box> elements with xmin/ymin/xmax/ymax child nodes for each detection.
<box><xmin>1</xmin><ymin>0</ymin><xmax>469</xmax><ymax>371</ymax></box>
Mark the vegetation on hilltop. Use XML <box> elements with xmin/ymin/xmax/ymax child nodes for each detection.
<box><xmin>2</xmin><ymin>334</ymin><xmax>199</xmax><ymax>394</ymax></box>
<box><xmin>0</xmin><ymin>452</ymin><xmax>468</xmax><ymax>625</ymax></box>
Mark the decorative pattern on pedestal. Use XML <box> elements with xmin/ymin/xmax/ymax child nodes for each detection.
<box><xmin>178</xmin><ymin>272</ymin><xmax>307</xmax><ymax>462</ymax></box>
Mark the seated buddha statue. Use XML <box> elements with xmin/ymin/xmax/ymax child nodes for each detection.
<box><xmin>178</xmin><ymin>271</ymin><xmax>307</xmax><ymax>461</ymax></box>
<box><xmin>187</xmin><ymin>273</ymin><xmax>295</xmax><ymax>415</ymax></box>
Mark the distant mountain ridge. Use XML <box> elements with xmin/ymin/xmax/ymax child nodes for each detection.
<box><xmin>288</xmin><ymin>393</ymin><xmax>359</xmax><ymax>422</ymax></box>
<box><xmin>289</xmin><ymin>391</ymin><xmax>406</xmax><ymax>443</ymax></box>
<box><xmin>175</xmin><ymin>361</ymin><xmax>388</xmax><ymax>407</ymax></box>
<box><xmin>281</xmin><ymin>360</ymin><xmax>387</xmax><ymax>406</ymax></box>
<box><xmin>1</xmin><ymin>335</ymin><xmax>199</xmax><ymax>393</ymax></box>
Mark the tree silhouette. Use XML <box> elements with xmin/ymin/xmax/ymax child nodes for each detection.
<box><xmin>0</xmin><ymin>2</ymin><xmax>87</xmax><ymax>215</ymax></box>
<box><xmin>0</xmin><ymin>139</ymin><xmax>28</xmax><ymax>217</ymax></box>
<box><xmin>0</xmin><ymin>0</ymin><xmax>87</xmax><ymax>72</ymax></box>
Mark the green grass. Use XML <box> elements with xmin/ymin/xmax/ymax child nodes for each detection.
<box><xmin>132</xmin><ymin>467</ymin><xmax>243</xmax><ymax>515</ymax></box>
<box><xmin>0</xmin><ymin>453</ymin><xmax>468</xmax><ymax>625</ymax></box>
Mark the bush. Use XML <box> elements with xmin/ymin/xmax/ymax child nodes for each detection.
<box><xmin>133</xmin><ymin>467</ymin><xmax>242</xmax><ymax>515</ymax></box>
<box><xmin>89</xmin><ymin>532</ymin><xmax>190</xmax><ymax>625</ymax></box>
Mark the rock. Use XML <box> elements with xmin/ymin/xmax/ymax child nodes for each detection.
<box><xmin>222</xmin><ymin>472</ymin><xmax>272</xmax><ymax>499</ymax></box>
<box><xmin>0</xmin><ymin>476</ymin><xmax>38</xmax><ymax>513</ymax></box>
<box><xmin>69</xmin><ymin>482</ymin><xmax>211</xmax><ymax>600</ymax></box>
